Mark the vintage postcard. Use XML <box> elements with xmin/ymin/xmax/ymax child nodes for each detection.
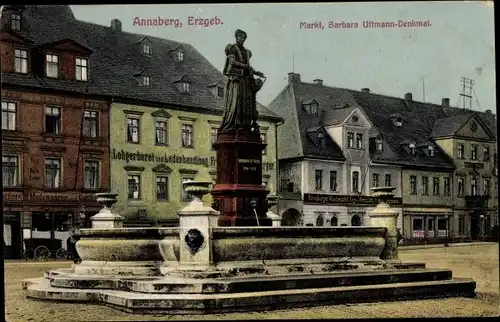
<box><xmin>2</xmin><ymin>2</ymin><xmax>497</xmax><ymax>320</ymax></box>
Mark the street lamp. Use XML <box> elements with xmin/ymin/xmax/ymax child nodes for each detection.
<box><xmin>444</xmin><ymin>214</ymin><xmax>450</xmax><ymax>247</ymax></box>
<box><xmin>480</xmin><ymin>214</ymin><xmax>485</xmax><ymax>241</ymax></box>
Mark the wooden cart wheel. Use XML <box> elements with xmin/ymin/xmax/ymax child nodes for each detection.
<box><xmin>55</xmin><ymin>248</ymin><xmax>68</xmax><ymax>260</ymax></box>
<box><xmin>34</xmin><ymin>245</ymin><xmax>50</xmax><ymax>260</ymax></box>
<box><xmin>23</xmin><ymin>249</ymin><xmax>32</xmax><ymax>261</ymax></box>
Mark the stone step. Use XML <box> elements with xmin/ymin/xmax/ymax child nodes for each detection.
<box><xmin>49</xmin><ymin>268</ymin><xmax>453</xmax><ymax>294</ymax></box>
<box><xmin>26</xmin><ymin>277</ymin><xmax>476</xmax><ymax>314</ymax></box>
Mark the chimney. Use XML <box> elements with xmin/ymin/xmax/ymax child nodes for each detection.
<box><xmin>404</xmin><ymin>92</ymin><xmax>413</xmax><ymax>101</ymax></box>
<box><xmin>485</xmin><ymin>110</ymin><xmax>492</xmax><ymax>114</ymax></box>
<box><xmin>313</xmin><ymin>79</ymin><xmax>323</xmax><ymax>85</ymax></box>
<box><xmin>110</xmin><ymin>19</ymin><xmax>122</xmax><ymax>31</ymax></box>
<box><xmin>442</xmin><ymin>98</ymin><xmax>450</xmax><ymax>108</ymax></box>
<box><xmin>288</xmin><ymin>72</ymin><xmax>301</xmax><ymax>85</ymax></box>
<box><xmin>361</xmin><ymin>88</ymin><xmax>370</xmax><ymax>93</ymax></box>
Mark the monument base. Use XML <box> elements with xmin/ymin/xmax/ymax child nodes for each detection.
<box><xmin>212</xmin><ymin>128</ymin><xmax>271</xmax><ymax>227</ymax></box>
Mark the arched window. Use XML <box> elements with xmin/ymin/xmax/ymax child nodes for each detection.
<box><xmin>316</xmin><ymin>215</ymin><xmax>324</xmax><ymax>227</ymax></box>
<box><xmin>330</xmin><ymin>216</ymin><xmax>338</xmax><ymax>226</ymax></box>
<box><xmin>351</xmin><ymin>214</ymin><xmax>361</xmax><ymax>226</ymax></box>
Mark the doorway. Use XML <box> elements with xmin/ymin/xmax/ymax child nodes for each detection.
<box><xmin>470</xmin><ymin>214</ymin><xmax>479</xmax><ymax>240</ymax></box>
<box><xmin>4</xmin><ymin>213</ymin><xmax>22</xmax><ymax>259</ymax></box>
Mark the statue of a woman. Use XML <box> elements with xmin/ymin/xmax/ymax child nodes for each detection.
<box><xmin>219</xmin><ymin>29</ymin><xmax>265</xmax><ymax>132</ymax></box>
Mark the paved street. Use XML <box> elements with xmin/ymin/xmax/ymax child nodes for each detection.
<box><xmin>4</xmin><ymin>243</ymin><xmax>499</xmax><ymax>321</ymax></box>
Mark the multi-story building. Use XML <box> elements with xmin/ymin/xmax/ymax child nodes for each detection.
<box><xmin>268</xmin><ymin>74</ymin><xmax>403</xmax><ymax>229</ymax></box>
<box><xmin>1</xmin><ymin>5</ymin><xmax>110</xmax><ymax>258</ymax></box>
<box><xmin>268</xmin><ymin>73</ymin><xmax>497</xmax><ymax>244</ymax></box>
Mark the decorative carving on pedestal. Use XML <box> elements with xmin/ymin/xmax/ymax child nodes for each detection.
<box><xmin>184</xmin><ymin>229</ymin><xmax>205</xmax><ymax>253</ymax></box>
<box><xmin>91</xmin><ymin>192</ymin><xmax>124</xmax><ymax>229</ymax></box>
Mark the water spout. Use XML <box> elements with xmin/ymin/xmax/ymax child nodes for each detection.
<box><xmin>253</xmin><ymin>208</ymin><xmax>260</xmax><ymax>226</ymax></box>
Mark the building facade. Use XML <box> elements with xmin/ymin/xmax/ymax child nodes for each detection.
<box><xmin>268</xmin><ymin>73</ymin><xmax>497</xmax><ymax>244</ymax></box>
<box><xmin>1</xmin><ymin>5</ymin><xmax>111</xmax><ymax>258</ymax></box>
<box><xmin>110</xmin><ymin>102</ymin><xmax>279</xmax><ymax>224</ymax></box>
<box><xmin>269</xmin><ymin>74</ymin><xmax>404</xmax><ymax>230</ymax></box>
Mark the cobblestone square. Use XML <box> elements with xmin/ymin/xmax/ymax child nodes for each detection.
<box><xmin>4</xmin><ymin>243</ymin><xmax>499</xmax><ymax>321</ymax></box>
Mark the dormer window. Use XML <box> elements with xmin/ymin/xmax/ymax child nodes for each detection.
<box><xmin>310</xmin><ymin>103</ymin><xmax>318</xmax><ymax>116</ymax></box>
<box><xmin>142</xmin><ymin>75</ymin><xmax>150</xmax><ymax>86</ymax></box>
<box><xmin>14</xmin><ymin>49</ymin><xmax>28</xmax><ymax>74</ymax></box>
<box><xmin>45</xmin><ymin>54</ymin><xmax>59</xmax><ymax>78</ymax></box>
<box><xmin>75</xmin><ymin>58</ymin><xmax>88</xmax><ymax>81</ymax></box>
<box><xmin>180</xmin><ymin>82</ymin><xmax>190</xmax><ymax>92</ymax></box>
<box><xmin>302</xmin><ymin>100</ymin><xmax>319</xmax><ymax>116</ymax></box>
<box><xmin>177</xmin><ymin>51</ymin><xmax>184</xmax><ymax>62</ymax></box>
<box><xmin>409</xmin><ymin>143</ymin><xmax>416</xmax><ymax>155</ymax></box>
<box><xmin>390</xmin><ymin>113</ymin><xmax>403</xmax><ymax>127</ymax></box>
<box><xmin>142</xmin><ymin>42</ymin><xmax>152</xmax><ymax>55</ymax></box>
<box><xmin>428</xmin><ymin>145</ymin><xmax>435</xmax><ymax>156</ymax></box>
<box><xmin>11</xmin><ymin>13</ymin><xmax>21</xmax><ymax>31</ymax></box>
<box><xmin>376</xmin><ymin>137</ymin><xmax>383</xmax><ymax>151</ymax></box>
<box><xmin>217</xmin><ymin>85</ymin><xmax>224</xmax><ymax>98</ymax></box>
<box><xmin>317</xmin><ymin>132</ymin><xmax>325</xmax><ymax>147</ymax></box>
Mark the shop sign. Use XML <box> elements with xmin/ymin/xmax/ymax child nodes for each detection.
<box><xmin>304</xmin><ymin>193</ymin><xmax>402</xmax><ymax>206</ymax></box>
<box><xmin>3</xmin><ymin>192</ymin><xmax>23</xmax><ymax>201</ymax></box>
<box><xmin>27</xmin><ymin>192</ymin><xmax>96</xmax><ymax>202</ymax></box>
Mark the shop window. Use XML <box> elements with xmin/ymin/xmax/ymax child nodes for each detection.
<box><xmin>412</xmin><ymin>217</ymin><xmax>424</xmax><ymax>238</ymax></box>
<box><xmin>437</xmin><ymin>217</ymin><xmax>448</xmax><ymax>237</ymax></box>
<box><xmin>351</xmin><ymin>214</ymin><xmax>361</xmax><ymax>226</ymax></box>
<box><xmin>330</xmin><ymin>216</ymin><xmax>338</xmax><ymax>226</ymax></box>
<box><xmin>31</xmin><ymin>213</ymin><xmax>51</xmax><ymax>232</ymax></box>
<box><xmin>427</xmin><ymin>217</ymin><xmax>436</xmax><ymax>238</ymax></box>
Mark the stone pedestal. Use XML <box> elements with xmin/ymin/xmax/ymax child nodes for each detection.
<box><xmin>90</xmin><ymin>193</ymin><xmax>124</xmax><ymax>229</ymax></box>
<box><xmin>212</xmin><ymin>128</ymin><xmax>271</xmax><ymax>227</ymax></box>
<box><xmin>266</xmin><ymin>195</ymin><xmax>281</xmax><ymax>227</ymax></box>
<box><xmin>369</xmin><ymin>187</ymin><xmax>400</xmax><ymax>262</ymax></box>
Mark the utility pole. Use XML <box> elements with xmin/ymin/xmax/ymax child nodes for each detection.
<box><xmin>459</xmin><ymin>77</ymin><xmax>474</xmax><ymax>110</ymax></box>
<box><xmin>422</xmin><ymin>78</ymin><xmax>426</xmax><ymax>103</ymax></box>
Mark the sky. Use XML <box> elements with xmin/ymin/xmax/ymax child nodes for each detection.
<box><xmin>71</xmin><ymin>2</ymin><xmax>495</xmax><ymax>112</ymax></box>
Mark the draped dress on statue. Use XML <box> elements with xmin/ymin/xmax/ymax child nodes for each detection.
<box><xmin>220</xmin><ymin>43</ymin><xmax>257</xmax><ymax>131</ymax></box>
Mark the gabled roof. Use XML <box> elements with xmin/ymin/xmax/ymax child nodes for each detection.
<box><xmin>1</xmin><ymin>5</ymin><xmax>281</xmax><ymax>121</ymax></box>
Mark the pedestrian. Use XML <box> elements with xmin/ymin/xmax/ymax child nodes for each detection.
<box><xmin>397</xmin><ymin>228</ymin><xmax>403</xmax><ymax>245</ymax></box>
<box><xmin>68</xmin><ymin>224</ymin><xmax>81</xmax><ymax>263</ymax></box>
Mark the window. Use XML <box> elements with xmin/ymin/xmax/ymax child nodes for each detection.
<box><xmin>372</xmin><ymin>173</ymin><xmax>379</xmax><ymax>187</ymax></box>
<box><xmin>484</xmin><ymin>179</ymin><xmax>490</xmax><ymax>196</ymax></box>
<box><xmin>329</xmin><ymin>171</ymin><xmax>337</xmax><ymax>191</ymax></box>
<box><xmin>410</xmin><ymin>176</ymin><xmax>417</xmax><ymax>195</ymax></box>
<box><xmin>156</xmin><ymin>176</ymin><xmax>168</xmax><ymax>201</ymax></box>
<box><xmin>385</xmin><ymin>174</ymin><xmax>392</xmax><ymax>187</ymax></box>
<box><xmin>2</xmin><ymin>101</ymin><xmax>17</xmax><ymax>130</ymax></box>
<box><xmin>14</xmin><ymin>49</ymin><xmax>28</xmax><ymax>73</ymax></box>
<box><xmin>421</xmin><ymin>176</ymin><xmax>429</xmax><ymax>195</ymax></box>
<box><xmin>210</xmin><ymin>127</ymin><xmax>218</xmax><ymax>148</ymax></box>
<box><xmin>180</xmin><ymin>82</ymin><xmax>190</xmax><ymax>92</ymax></box>
<box><xmin>444</xmin><ymin>177</ymin><xmax>451</xmax><ymax>196</ymax></box>
<box><xmin>355</xmin><ymin>133</ymin><xmax>363</xmax><ymax>149</ymax></box>
<box><xmin>351</xmin><ymin>214</ymin><xmax>362</xmax><ymax>226</ymax></box>
<box><xmin>83</xmin><ymin>110</ymin><xmax>98</xmax><ymax>137</ymax></box>
<box><xmin>376</xmin><ymin>138</ymin><xmax>383</xmax><ymax>151</ymax></box>
<box><xmin>155</xmin><ymin>121</ymin><xmax>167</xmax><ymax>145</ymax></box>
<box><xmin>142</xmin><ymin>42</ymin><xmax>152</xmax><ymax>55</ymax></box>
<box><xmin>316</xmin><ymin>214</ymin><xmax>324</xmax><ymax>227</ymax></box>
<box><xmin>177</xmin><ymin>51</ymin><xmax>184</xmax><ymax>62</ymax></box>
<box><xmin>352</xmin><ymin>171</ymin><xmax>359</xmax><ymax>193</ymax></box>
<box><xmin>409</xmin><ymin>143</ymin><xmax>416</xmax><ymax>155</ymax></box>
<box><xmin>45</xmin><ymin>158</ymin><xmax>61</xmax><ymax>188</ymax></box>
<box><xmin>315</xmin><ymin>170</ymin><xmax>323</xmax><ymax>190</ymax></box>
<box><xmin>217</xmin><ymin>86</ymin><xmax>224</xmax><ymax>98</ymax></box>
<box><xmin>45</xmin><ymin>54</ymin><xmax>59</xmax><ymax>78</ymax></box>
<box><xmin>182</xmin><ymin>177</ymin><xmax>194</xmax><ymax>202</ymax></box>
<box><xmin>347</xmin><ymin>132</ymin><xmax>354</xmax><ymax>148</ymax></box>
<box><xmin>84</xmin><ymin>160</ymin><xmax>99</xmax><ymax>189</ymax></box>
<box><xmin>433</xmin><ymin>177</ymin><xmax>440</xmax><ymax>196</ymax></box>
<box><xmin>128</xmin><ymin>175</ymin><xmax>141</xmax><ymax>199</ymax></box>
<box><xmin>428</xmin><ymin>145</ymin><xmax>435</xmax><ymax>156</ymax></box>
<box><xmin>458</xmin><ymin>144</ymin><xmax>465</xmax><ymax>159</ymax></box>
<box><xmin>317</xmin><ymin>132</ymin><xmax>325</xmax><ymax>147</ymax></box>
<box><xmin>471</xmin><ymin>177</ymin><xmax>477</xmax><ymax>196</ymax></box>
<box><xmin>287</xmin><ymin>182</ymin><xmax>294</xmax><ymax>192</ymax></box>
<box><xmin>126</xmin><ymin>118</ymin><xmax>140</xmax><ymax>143</ymax></box>
<box><xmin>75</xmin><ymin>58</ymin><xmax>88</xmax><ymax>81</ymax></box>
<box><xmin>142</xmin><ymin>75</ymin><xmax>150</xmax><ymax>86</ymax></box>
<box><xmin>459</xmin><ymin>216</ymin><xmax>465</xmax><ymax>235</ymax></box>
<box><xmin>310</xmin><ymin>103</ymin><xmax>318</xmax><ymax>116</ymax></box>
<box><xmin>181</xmin><ymin>124</ymin><xmax>193</xmax><ymax>148</ymax></box>
<box><xmin>45</xmin><ymin>106</ymin><xmax>61</xmax><ymax>134</ymax></box>
<box><xmin>330</xmin><ymin>216</ymin><xmax>338</xmax><ymax>226</ymax></box>
<box><xmin>438</xmin><ymin>217</ymin><xmax>447</xmax><ymax>231</ymax></box>
<box><xmin>2</xmin><ymin>156</ymin><xmax>19</xmax><ymax>187</ymax></box>
<box><xmin>458</xmin><ymin>177</ymin><xmax>464</xmax><ymax>197</ymax></box>
<box><xmin>302</xmin><ymin>104</ymin><xmax>311</xmax><ymax>114</ymax></box>
<box><xmin>412</xmin><ymin>217</ymin><xmax>424</xmax><ymax>238</ymax></box>
<box><xmin>11</xmin><ymin>13</ymin><xmax>21</xmax><ymax>31</ymax></box>
<box><xmin>261</xmin><ymin>133</ymin><xmax>267</xmax><ymax>154</ymax></box>
<box><xmin>483</xmin><ymin>146</ymin><xmax>490</xmax><ymax>161</ymax></box>
<box><xmin>471</xmin><ymin>145</ymin><xmax>478</xmax><ymax>160</ymax></box>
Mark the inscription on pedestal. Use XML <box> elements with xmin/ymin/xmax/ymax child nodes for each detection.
<box><xmin>238</xmin><ymin>158</ymin><xmax>260</xmax><ymax>172</ymax></box>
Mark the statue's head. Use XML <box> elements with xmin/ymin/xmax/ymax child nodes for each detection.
<box><xmin>235</xmin><ymin>29</ymin><xmax>247</xmax><ymax>45</ymax></box>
